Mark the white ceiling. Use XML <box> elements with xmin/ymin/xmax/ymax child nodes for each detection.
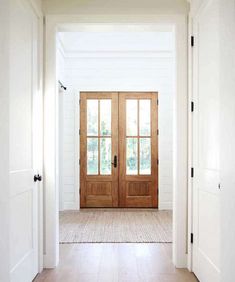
<box><xmin>58</xmin><ymin>31</ymin><xmax>174</xmax><ymax>54</ymax></box>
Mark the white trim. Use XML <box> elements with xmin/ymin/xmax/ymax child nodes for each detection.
<box><xmin>58</xmin><ymin>87</ymin><xmax>64</xmax><ymax>212</ymax></box>
<box><xmin>74</xmin><ymin>91</ymin><xmax>80</xmax><ymax>210</ymax></box>
<box><xmin>172</xmin><ymin>18</ymin><xmax>188</xmax><ymax>268</ymax></box>
<box><xmin>37</xmin><ymin>11</ymin><xmax>44</xmax><ymax>277</ymax></box>
<box><xmin>63</xmin><ymin>202</ymin><xmax>78</xmax><ymax>210</ymax></box>
<box><xmin>44</xmin><ymin>16</ymin><xmax>189</xmax><ymax>269</ymax></box>
<box><xmin>158</xmin><ymin>202</ymin><xmax>173</xmax><ymax>210</ymax></box>
<box><xmin>28</xmin><ymin>0</ymin><xmax>43</xmax><ymax>18</ymax></box>
<box><xmin>43</xmin><ymin>17</ymin><xmax>59</xmax><ymax>268</ymax></box>
<box><xmin>187</xmin><ymin>12</ymin><xmax>193</xmax><ymax>272</ymax></box>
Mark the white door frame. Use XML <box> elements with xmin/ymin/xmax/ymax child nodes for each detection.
<box><xmin>43</xmin><ymin>15</ymin><xmax>189</xmax><ymax>268</ymax></box>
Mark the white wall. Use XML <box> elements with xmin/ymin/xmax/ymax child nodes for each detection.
<box><xmin>57</xmin><ymin>38</ymin><xmax>66</xmax><ymax>211</ymax></box>
<box><xmin>0</xmin><ymin>1</ymin><xmax>10</xmax><ymax>280</ymax></box>
<box><xmin>58</xmin><ymin>31</ymin><xmax>175</xmax><ymax>210</ymax></box>
<box><xmin>60</xmin><ymin>89</ymin><xmax>78</xmax><ymax>210</ymax></box>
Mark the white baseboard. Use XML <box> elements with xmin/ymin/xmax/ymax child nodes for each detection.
<box><xmin>63</xmin><ymin>202</ymin><xmax>79</xmax><ymax>210</ymax></box>
<box><xmin>158</xmin><ymin>202</ymin><xmax>173</xmax><ymax>210</ymax></box>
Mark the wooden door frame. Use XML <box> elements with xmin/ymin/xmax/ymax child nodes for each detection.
<box><xmin>44</xmin><ymin>18</ymin><xmax>188</xmax><ymax>269</ymax></box>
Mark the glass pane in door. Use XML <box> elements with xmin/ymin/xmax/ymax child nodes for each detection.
<box><xmin>100</xmin><ymin>100</ymin><xmax>111</xmax><ymax>136</ymax></box>
<box><xmin>87</xmin><ymin>138</ymin><xmax>98</xmax><ymax>175</ymax></box>
<box><xmin>100</xmin><ymin>138</ymin><xmax>112</xmax><ymax>175</ymax></box>
<box><xmin>139</xmin><ymin>138</ymin><xmax>151</xmax><ymax>175</ymax></box>
<box><xmin>139</xmin><ymin>100</ymin><xmax>151</xmax><ymax>136</ymax></box>
<box><xmin>87</xmin><ymin>100</ymin><xmax>98</xmax><ymax>136</ymax></box>
<box><xmin>126</xmin><ymin>138</ymin><xmax>138</xmax><ymax>175</ymax></box>
<box><xmin>126</xmin><ymin>100</ymin><xmax>138</xmax><ymax>136</ymax></box>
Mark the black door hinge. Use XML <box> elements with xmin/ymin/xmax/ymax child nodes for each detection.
<box><xmin>191</xmin><ymin>167</ymin><xmax>194</xmax><ymax>178</ymax></box>
<box><xmin>157</xmin><ymin>99</ymin><xmax>159</xmax><ymax>106</ymax></box>
<box><xmin>191</xmin><ymin>101</ymin><xmax>194</xmax><ymax>112</ymax></box>
<box><xmin>34</xmin><ymin>174</ymin><xmax>42</xmax><ymax>182</ymax></box>
<box><xmin>191</xmin><ymin>36</ymin><xmax>194</xmax><ymax>47</ymax></box>
<box><xmin>79</xmin><ymin>129</ymin><xmax>81</xmax><ymax>135</ymax></box>
<box><xmin>191</xmin><ymin>233</ymin><xmax>194</xmax><ymax>244</ymax></box>
<box><xmin>157</xmin><ymin>129</ymin><xmax>159</xmax><ymax>135</ymax></box>
<box><xmin>157</xmin><ymin>159</ymin><xmax>159</xmax><ymax>165</ymax></box>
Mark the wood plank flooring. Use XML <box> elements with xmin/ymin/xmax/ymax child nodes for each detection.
<box><xmin>35</xmin><ymin>244</ymin><xmax>198</xmax><ymax>282</ymax></box>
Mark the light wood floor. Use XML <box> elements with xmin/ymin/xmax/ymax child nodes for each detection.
<box><xmin>35</xmin><ymin>243</ymin><xmax>198</xmax><ymax>282</ymax></box>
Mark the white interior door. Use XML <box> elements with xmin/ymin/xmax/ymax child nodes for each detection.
<box><xmin>9</xmin><ymin>0</ymin><xmax>40</xmax><ymax>281</ymax></box>
<box><xmin>192</xmin><ymin>0</ymin><xmax>220</xmax><ymax>281</ymax></box>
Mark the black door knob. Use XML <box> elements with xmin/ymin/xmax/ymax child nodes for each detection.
<box><xmin>34</xmin><ymin>174</ymin><xmax>42</xmax><ymax>182</ymax></box>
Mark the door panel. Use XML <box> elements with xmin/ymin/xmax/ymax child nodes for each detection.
<box><xmin>80</xmin><ymin>92</ymin><xmax>158</xmax><ymax>208</ymax></box>
<box><xmin>119</xmin><ymin>93</ymin><xmax>158</xmax><ymax>208</ymax></box>
<box><xmin>9</xmin><ymin>0</ymin><xmax>39</xmax><ymax>281</ymax></box>
<box><xmin>192</xmin><ymin>0</ymin><xmax>220</xmax><ymax>281</ymax></box>
<box><xmin>80</xmin><ymin>92</ymin><xmax>119</xmax><ymax>207</ymax></box>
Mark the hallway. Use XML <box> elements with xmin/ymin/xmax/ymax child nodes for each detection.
<box><xmin>2</xmin><ymin>0</ymin><xmax>235</xmax><ymax>281</ymax></box>
<box><xmin>35</xmin><ymin>244</ymin><xmax>197</xmax><ymax>282</ymax></box>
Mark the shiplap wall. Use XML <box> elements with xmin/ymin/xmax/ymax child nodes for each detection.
<box><xmin>57</xmin><ymin>36</ymin><xmax>175</xmax><ymax>210</ymax></box>
<box><xmin>57</xmin><ymin>41</ymin><xmax>79</xmax><ymax>210</ymax></box>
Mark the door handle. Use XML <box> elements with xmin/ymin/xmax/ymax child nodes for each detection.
<box><xmin>34</xmin><ymin>174</ymin><xmax>42</xmax><ymax>182</ymax></box>
<box><xmin>111</xmin><ymin>155</ymin><xmax>118</xmax><ymax>168</ymax></box>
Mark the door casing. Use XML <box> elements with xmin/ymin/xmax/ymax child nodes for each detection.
<box><xmin>44</xmin><ymin>19</ymin><xmax>188</xmax><ymax>268</ymax></box>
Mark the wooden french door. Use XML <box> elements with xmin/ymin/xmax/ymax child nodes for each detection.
<box><xmin>80</xmin><ymin>92</ymin><xmax>158</xmax><ymax>208</ymax></box>
<box><xmin>80</xmin><ymin>92</ymin><xmax>119</xmax><ymax>207</ymax></box>
<box><xmin>119</xmin><ymin>93</ymin><xmax>158</xmax><ymax>207</ymax></box>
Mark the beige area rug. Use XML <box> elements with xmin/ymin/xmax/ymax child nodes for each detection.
<box><xmin>59</xmin><ymin>209</ymin><xmax>172</xmax><ymax>243</ymax></box>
